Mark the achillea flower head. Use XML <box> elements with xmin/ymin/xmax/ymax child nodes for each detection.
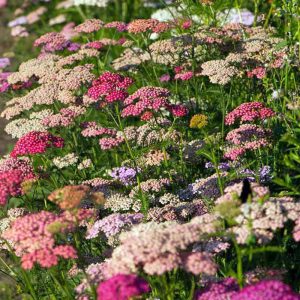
<box><xmin>194</xmin><ymin>278</ymin><xmax>239</xmax><ymax>300</ymax></box>
<box><xmin>224</xmin><ymin>124</ymin><xmax>271</xmax><ymax>160</ymax></box>
<box><xmin>190</xmin><ymin>114</ymin><xmax>208</xmax><ymax>129</ymax></box>
<box><xmin>104</xmin><ymin>214</ymin><xmax>218</xmax><ymax>276</ymax></box>
<box><xmin>34</xmin><ymin>32</ymin><xmax>71</xmax><ymax>52</ymax></box>
<box><xmin>147</xmin><ymin>199</ymin><xmax>208</xmax><ymax>222</ymax></box>
<box><xmin>0</xmin><ymin>157</ymin><xmax>35</xmax><ymax>180</ymax></box>
<box><xmin>175</xmin><ymin>71</ymin><xmax>194</xmax><ymax>81</ymax></box>
<box><xmin>159</xmin><ymin>73</ymin><xmax>171</xmax><ymax>82</ymax></box>
<box><xmin>127</xmin><ymin>19</ymin><xmax>170</xmax><ymax>34</ymax></box>
<box><xmin>86</xmin><ymin>213</ymin><xmax>144</xmax><ymax>239</ymax></box>
<box><xmin>232</xmin><ymin>280</ymin><xmax>300</xmax><ymax>300</ymax></box>
<box><xmin>105</xmin><ymin>21</ymin><xmax>128</xmax><ymax>32</ymax></box>
<box><xmin>42</xmin><ymin>106</ymin><xmax>86</xmax><ymax>128</ymax></box>
<box><xmin>10</xmin><ymin>131</ymin><xmax>64</xmax><ymax>157</ymax></box>
<box><xmin>87</xmin><ymin>72</ymin><xmax>134</xmax><ymax>106</ymax></box>
<box><xmin>75</xmin><ymin>19</ymin><xmax>104</xmax><ymax>33</ymax></box>
<box><xmin>3</xmin><ymin>209</ymin><xmax>93</xmax><ymax>269</ymax></box>
<box><xmin>0</xmin><ymin>170</ymin><xmax>24</xmax><ymax>206</ymax></box>
<box><xmin>81</xmin><ymin>122</ymin><xmax>117</xmax><ymax>138</ymax></box>
<box><xmin>122</xmin><ymin>86</ymin><xmax>187</xmax><ymax>119</ymax></box>
<box><xmin>83</xmin><ymin>41</ymin><xmax>104</xmax><ymax>50</ymax></box>
<box><xmin>99</xmin><ymin>136</ymin><xmax>125</xmax><ymax>150</ymax></box>
<box><xmin>109</xmin><ymin>166</ymin><xmax>138</xmax><ymax>186</ymax></box>
<box><xmin>225</xmin><ymin>102</ymin><xmax>275</xmax><ymax>125</ymax></box>
<box><xmin>97</xmin><ymin>274</ymin><xmax>151</xmax><ymax>300</ymax></box>
<box><xmin>247</xmin><ymin>66</ymin><xmax>266</xmax><ymax>79</ymax></box>
<box><xmin>0</xmin><ymin>58</ymin><xmax>10</xmax><ymax>69</ymax></box>
<box><xmin>53</xmin><ymin>153</ymin><xmax>79</xmax><ymax>169</ymax></box>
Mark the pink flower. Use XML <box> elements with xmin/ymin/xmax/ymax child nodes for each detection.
<box><xmin>97</xmin><ymin>274</ymin><xmax>151</xmax><ymax>300</ymax></box>
<box><xmin>3</xmin><ymin>209</ymin><xmax>92</xmax><ymax>269</ymax></box>
<box><xmin>160</xmin><ymin>74</ymin><xmax>171</xmax><ymax>82</ymax></box>
<box><xmin>87</xmin><ymin>72</ymin><xmax>133</xmax><ymax>106</ymax></box>
<box><xmin>0</xmin><ymin>170</ymin><xmax>24</xmax><ymax>206</ymax></box>
<box><xmin>0</xmin><ymin>0</ymin><xmax>7</xmax><ymax>8</ymax></box>
<box><xmin>99</xmin><ymin>137</ymin><xmax>124</xmax><ymax>150</ymax></box>
<box><xmin>168</xmin><ymin>104</ymin><xmax>189</xmax><ymax>117</ymax></box>
<box><xmin>175</xmin><ymin>71</ymin><xmax>194</xmax><ymax>81</ymax></box>
<box><xmin>83</xmin><ymin>41</ymin><xmax>104</xmax><ymax>50</ymax></box>
<box><xmin>140</xmin><ymin>111</ymin><xmax>154</xmax><ymax>121</ymax></box>
<box><xmin>225</xmin><ymin>102</ymin><xmax>275</xmax><ymax>125</ymax></box>
<box><xmin>247</xmin><ymin>66</ymin><xmax>266</xmax><ymax>79</ymax></box>
<box><xmin>105</xmin><ymin>21</ymin><xmax>128</xmax><ymax>32</ymax></box>
<box><xmin>182</xmin><ymin>20</ymin><xmax>192</xmax><ymax>29</ymax></box>
<box><xmin>174</xmin><ymin>66</ymin><xmax>183</xmax><ymax>74</ymax></box>
<box><xmin>10</xmin><ymin>131</ymin><xmax>64</xmax><ymax>157</ymax></box>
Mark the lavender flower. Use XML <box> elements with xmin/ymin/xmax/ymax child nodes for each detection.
<box><xmin>259</xmin><ymin>166</ymin><xmax>272</xmax><ymax>183</ymax></box>
<box><xmin>109</xmin><ymin>167</ymin><xmax>138</xmax><ymax>186</ymax></box>
<box><xmin>86</xmin><ymin>213</ymin><xmax>144</xmax><ymax>239</ymax></box>
<box><xmin>0</xmin><ymin>58</ymin><xmax>10</xmax><ymax>69</ymax></box>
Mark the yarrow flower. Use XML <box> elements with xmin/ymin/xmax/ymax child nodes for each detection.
<box><xmin>87</xmin><ymin>72</ymin><xmax>134</xmax><ymax>106</ymax></box>
<box><xmin>174</xmin><ymin>71</ymin><xmax>194</xmax><ymax>81</ymax></box>
<box><xmin>224</xmin><ymin>124</ymin><xmax>271</xmax><ymax>160</ymax></box>
<box><xmin>97</xmin><ymin>274</ymin><xmax>151</xmax><ymax>300</ymax></box>
<box><xmin>121</xmin><ymin>86</ymin><xmax>188</xmax><ymax>120</ymax></box>
<box><xmin>2</xmin><ymin>210</ymin><xmax>93</xmax><ymax>269</ymax></box>
<box><xmin>75</xmin><ymin>19</ymin><xmax>104</xmax><ymax>33</ymax></box>
<box><xmin>34</xmin><ymin>32</ymin><xmax>73</xmax><ymax>53</ymax></box>
<box><xmin>190</xmin><ymin>114</ymin><xmax>208</xmax><ymax>129</ymax></box>
<box><xmin>86</xmin><ymin>213</ymin><xmax>144</xmax><ymax>239</ymax></box>
<box><xmin>232</xmin><ymin>280</ymin><xmax>300</xmax><ymax>300</ymax></box>
<box><xmin>10</xmin><ymin>131</ymin><xmax>64</xmax><ymax>157</ymax></box>
<box><xmin>225</xmin><ymin>102</ymin><xmax>275</xmax><ymax>125</ymax></box>
<box><xmin>195</xmin><ymin>279</ymin><xmax>300</xmax><ymax>300</ymax></box>
<box><xmin>105</xmin><ymin>21</ymin><xmax>128</xmax><ymax>32</ymax></box>
<box><xmin>0</xmin><ymin>170</ymin><xmax>25</xmax><ymax>206</ymax></box>
<box><xmin>247</xmin><ymin>66</ymin><xmax>267</xmax><ymax>79</ymax></box>
<box><xmin>109</xmin><ymin>167</ymin><xmax>138</xmax><ymax>186</ymax></box>
<box><xmin>127</xmin><ymin>19</ymin><xmax>171</xmax><ymax>34</ymax></box>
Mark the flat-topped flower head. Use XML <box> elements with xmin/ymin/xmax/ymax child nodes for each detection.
<box><xmin>75</xmin><ymin>19</ymin><xmax>104</xmax><ymax>33</ymax></box>
<box><xmin>10</xmin><ymin>131</ymin><xmax>64</xmax><ymax>157</ymax></box>
<box><xmin>225</xmin><ymin>102</ymin><xmax>275</xmax><ymax>125</ymax></box>
<box><xmin>97</xmin><ymin>274</ymin><xmax>151</xmax><ymax>300</ymax></box>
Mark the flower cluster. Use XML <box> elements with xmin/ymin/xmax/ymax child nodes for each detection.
<box><xmin>10</xmin><ymin>131</ymin><xmax>64</xmax><ymax>157</ymax></box>
<box><xmin>225</xmin><ymin>102</ymin><xmax>275</xmax><ymax>125</ymax></box>
<box><xmin>97</xmin><ymin>274</ymin><xmax>151</xmax><ymax>300</ymax></box>
<box><xmin>224</xmin><ymin>124</ymin><xmax>271</xmax><ymax>160</ymax></box>
<box><xmin>122</xmin><ymin>86</ymin><xmax>188</xmax><ymax>120</ymax></box>
<box><xmin>103</xmin><ymin>215</ymin><xmax>218</xmax><ymax>276</ymax></box>
<box><xmin>87</xmin><ymin>72</ymin><xmax>134</xmax><ymax>106</ymax></box>
<box><xmin>1</xmin><ymin>210</ymin><xmax>92</xmax><ymax>269</ymax></box>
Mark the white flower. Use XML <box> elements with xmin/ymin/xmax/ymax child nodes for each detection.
<box><xmin>73</xmin><ymin>0</ymin><xmax>111</xmax><ymax>7</ymax></box>
<box><xmin>53</xmin><ymin>153</ymin><xmax>79</xmax><ymax>169</ymax></box>
<box><xmin>78</xmin><ymin>159</ymin><xmax>92</xmax><ymax>170</ymax></box>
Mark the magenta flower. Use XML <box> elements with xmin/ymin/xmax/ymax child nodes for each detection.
<box><xmin>232</xmin><ymin>280</ymin><xmax>300</xmax><ymax>300</ymax></box>
<box><xmin>97</xmin><ymin>274</ymin><xmax>151</xmax><ymax>300</ymax></box>
<box><xmin>10</xmin><ymin>131</ymin><xmax>64</xmax><ymax>157</ymax></box>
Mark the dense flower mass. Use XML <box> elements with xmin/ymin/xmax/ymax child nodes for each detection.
<box><xmin>225</xmin><ymin>102</ymin><xmax>275</xmax><ymax>125</ymax></box>
<box><xmin>2</xmin><ymin>210</ymin><xmax>84</xmax><ymax>269</ymax></box>
<box><xmin>10</xmin><ymin>131</ymin><xmax>64</xmax><ymax>157</ymax></box>
<box><xmin>97</xmin><ymin>274</ymin><xmax>151</xmax><ymax>300</ymax></box>
<box><xmin>87</xmin><ymin>72</ymin><xmax>134</xmax><ymax>105</ymax></box>
<box><xmin>121</xmin><ymin>86</ymin><xmax>188</xmax><ymax>119</ymax></box>
<box><xmin>0</xmin><ymin>1</ymin><xmax>300</xmax><ymax>299</ymax></box>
